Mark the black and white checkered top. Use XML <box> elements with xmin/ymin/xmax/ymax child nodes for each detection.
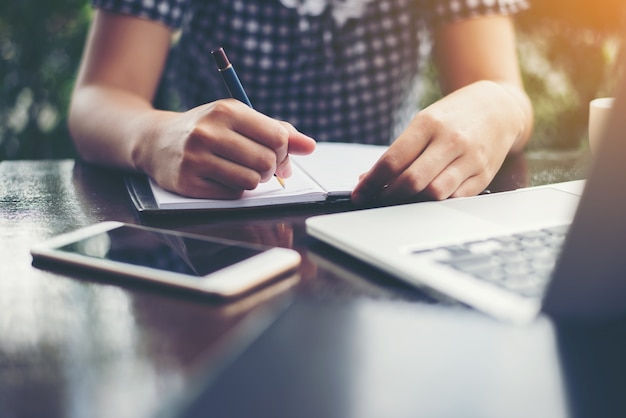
<box><xmin>92</xmin><ymin>0</ymin><xmax>528</xmax><ymax>145</ymax></box>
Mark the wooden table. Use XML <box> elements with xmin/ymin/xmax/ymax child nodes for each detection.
<box><xmin>0</xmin><ymin>151</ymin><xmax>593</xmax><ymax>417</ymax></box>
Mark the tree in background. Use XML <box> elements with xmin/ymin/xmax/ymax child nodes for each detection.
<box><xmin>0</xmin><ymin>0</ymin><xmax>90</xmax><ymax>160</ymax></box>
<box><xmin>0</xmin><ymin>0</ymin><xmax>624</xmax><ymax>160</ymax></box>
<box><xmin>517</xmin><ymin>0</ymin><xmax>626</xmax><ymax>149</ymax></box>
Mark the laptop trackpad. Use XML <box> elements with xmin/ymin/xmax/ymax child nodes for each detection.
<box><xmin>441</xmin><ymin>188</ymin><xmax>580</xmax><ymax>228</ymax></box>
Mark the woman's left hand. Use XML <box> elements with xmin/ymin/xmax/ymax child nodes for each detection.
<box><xmin>352</xmin><ymin>80</ymin><xmax>529</xmax><ymax>204</ymax></box>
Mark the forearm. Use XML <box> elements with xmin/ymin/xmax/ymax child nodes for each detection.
<box><xmin>481</xmin><ymin>80</ymin><xmax>534</xmax><ymax>154</ymax></box>
<box><xmin>68</xmin><ymin>84</ymin><xmax>176</xmax><ymax>173</ymax></box>
<box><xmin>67</xmin><ymin>10</ymin><xmax>316</xmax><ymax>199</ymax></box>
<box><xmin>433</xmin><ymin>15</ymin><xmax>533</xmax><ymax>154</ymax></box>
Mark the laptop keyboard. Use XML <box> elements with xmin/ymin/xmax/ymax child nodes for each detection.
<box><xmin>412</xmin><ymin>225</ymin><xmax>570</xmax><ymax>298</ymax></box>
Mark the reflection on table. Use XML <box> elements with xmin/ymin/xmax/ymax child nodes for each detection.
<box><xmin>0</xmin><ymin>150</ymin><xmax>595</xmax><ymax>418</ymax></box>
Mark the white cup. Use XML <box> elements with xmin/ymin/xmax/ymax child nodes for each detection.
<box><xmin>589</xmin><ymin>97</ymin><xmax>614</xmax><ymax>152</ymax></box>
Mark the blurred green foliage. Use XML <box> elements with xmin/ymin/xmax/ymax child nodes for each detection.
<box><xmin>0</xmin><ymin>0</ymin><xmax>91</xmax><ymax>160</ymax></box>
<box><xmin>516</xmin><ymin>0</ymin><xmax>625</xmax><ymax>149</ymax></box>
<box><xmin>0</xmin><ymin>0</ymin><xmax>624</xmax><ymax>160</ymax></box>
<box><xmin>421</xmin><ymin>0</ymin><xmax>626</xmax><ymax>150</ymax></box>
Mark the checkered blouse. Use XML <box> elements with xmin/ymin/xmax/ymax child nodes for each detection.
<box><xmin>91</xmin><ymin>0</ymin><xmax>528</xmax><ymax>144</ymax></box>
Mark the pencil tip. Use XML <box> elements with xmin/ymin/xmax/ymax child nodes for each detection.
<box><xmin>275</xmin><ymin>174</ymin><xmax>286</xmax><ymax>188</ymax></box>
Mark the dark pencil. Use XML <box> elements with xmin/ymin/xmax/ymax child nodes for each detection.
<box><xmin>211</xmin><ymin>47</ymin><xmax>285</xmax><ymax>188</ymax></box>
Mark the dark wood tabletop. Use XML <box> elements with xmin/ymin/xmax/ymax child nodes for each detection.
<box><xmin>0</xmin><ymin>150</ymin><xmax>595</xmax><ymax>418</ymax></box>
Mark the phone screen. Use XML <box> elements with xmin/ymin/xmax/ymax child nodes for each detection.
<box><xmin>56</xmin><ymin>225</ymin><xmax>265</xmax><ymax>277</ymax></box>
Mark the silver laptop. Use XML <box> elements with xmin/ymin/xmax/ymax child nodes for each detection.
<box><xmin>307</xmin><ymin>56</ymin><xmax>626</xmax><ymax>323</ymax></box>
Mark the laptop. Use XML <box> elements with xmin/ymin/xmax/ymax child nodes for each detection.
<box><xmin>307</xmin><ymin>54</ymin><xmax>626</xmax><ymax>323</ymax></box>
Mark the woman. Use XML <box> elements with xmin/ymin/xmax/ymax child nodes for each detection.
<box><xmin>69</xmin><ymin>0</ymin><xmax>533</xmax><ymax>204</ymax></box>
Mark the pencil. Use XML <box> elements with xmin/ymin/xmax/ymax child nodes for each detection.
<box><xmin>211</xmin><ymin>47</ymin><xmax>286</xmax><ymax>189</ymax></box>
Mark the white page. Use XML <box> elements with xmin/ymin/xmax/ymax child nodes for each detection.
<box><xmin>150</xmin><ymin>162</ymin><xmax>326</xmax><ymax>210</ymax></box>
<box><xmin>291</xmin><ymin>143</ymin><xmax>387</xmax><ymax>196</ymax></box>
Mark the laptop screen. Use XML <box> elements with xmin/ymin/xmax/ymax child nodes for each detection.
<box><xmin>543</xmin><ymin>42</ymin><xmax>626</xmax><ymax>321</ymax></box>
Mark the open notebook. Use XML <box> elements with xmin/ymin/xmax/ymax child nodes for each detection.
<box><xmin>146</xmin><ymin>143</ymin><xmax>387</xmax><ymax>210</ymax></box>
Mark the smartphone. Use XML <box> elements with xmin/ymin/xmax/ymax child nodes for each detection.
<box><xmin>30</xmin><ymin>221</ymin><xmax>301</xmax><ymax>298</ymax></box>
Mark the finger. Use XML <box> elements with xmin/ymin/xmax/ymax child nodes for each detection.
<box><xmin>379</xmin><ymin>138</ymin><xmax>464</xmax><ymax>201</ymax></box>
<box><xmin>418</xmin><ymin>155</ymin><xmax>482</xmax><ymax>201</ymax></box>
<box><xmin>275</xmin><ymin>154</ymin><xmax>292</xmax><ymax>179</ymax></box>
<box><xmin>353</xmin><ymin>130</ymin><xmax>463</xmax><ymax>205</ymax></box>
<box><xmin>352</xmin><ymin>119</ymin><xmax>439</xmax><ymax>204</ymax></box>
<box><xmin>219</xmin><ymin>105</ymin><xmax>317</xmax><ymax>179</ymax></box>
<box><xmin>188</xmin><ymin>125</ymin><xmax>280</xmax><ymax>183</ymax></box>
<box><xmin>450</xmin><ymin>173</ymin><xmax>490</xmax><ymax>198</ymax></box>
<box><xmin>185</xmin><ymin>152</ymin><xmax>264</xmax><ymax>192</ymax></box>
<box><xmin>220</xmin><ymin>99</ymin><xmax>287</xmax><ymax>144</ymax></box>
<box><xmin>200</xmin><ymin>102</ymin><xmax>316</xmax><ymax>182</ymax></box>
<box><xmin>225</xmin><ymin>101</ymin><xmax>292</xmax><ymax>166</ymax></box>
<box><xmin>281</xmin><ymin>122</ymin><xmax>317</xmax><ymax>155</ymax></box>
<box><xmin>418</xmin><ymin>159</ymin><xmax>469</xmax><ymax>201</ymax></box>
<box><xmin>238</xmin><ymin>122</ymin><xmax>315</xmax><ymax>179</ymax></box>
<box><xmin>275</xmin><ymin>122</ymin><xmax>316</xmax><ymax>178</ymax></box>
<box><xmin>351</xmin><ymin>147</ymin><xmax>416</xmax><ymax>205</ymax></box>
<box><xmin>172</xmin><ymin>175</ymin><xmax>245</xmax><ymax>200</ymax></box>
<box><xmin>200</xmin><ymin>100</ymin><xmax>290</xmax><ymax>172</ymax></box>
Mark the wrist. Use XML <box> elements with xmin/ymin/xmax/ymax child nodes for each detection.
<box><xmin>492</xmin><ymin>81</ymin><xmax>534</xmax><ymax>153</ymax></box>
<box><xmin>129</xmin><ymin>109</ymin><xmax>179</xmax><ymax>176</ymax></box>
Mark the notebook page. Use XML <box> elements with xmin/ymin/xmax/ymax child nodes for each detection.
<box><xmin>291</xmin><ymin>143</ymin><xmax>388</xmax><ymax>196</ymax></box>
<box><xmin>150</xmin><ymin>163</ymin><xmax>326</xmax><ymax>210</ymax></box>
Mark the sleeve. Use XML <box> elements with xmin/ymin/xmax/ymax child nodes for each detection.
<box><xmin>91</xmin><ymin>0</ymin><xmax>190</xmax><ymax>29</ymax></box>
<box><xmin>424</xmin><ymin>0</ymin><xmax>530</xmax><ymax>27</ymax></box>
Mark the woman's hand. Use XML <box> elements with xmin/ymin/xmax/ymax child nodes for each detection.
<box><xmin>352</xmin><ymin>80</ymin><xmax>529</xmax><ymax>204</ymax></box>
<box><xmin>135</xmin><ymin>99</ymin><xmax>316</xmax><ymax>199</ymax></box>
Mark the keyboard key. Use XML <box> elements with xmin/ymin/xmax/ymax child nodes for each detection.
<box><xmin>421</xmin><ymin>226</ymin><xmax>568</xmax><ymax>299</ymax></box>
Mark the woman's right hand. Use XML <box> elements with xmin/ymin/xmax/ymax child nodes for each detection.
<box><xmin>136</xmin><ymin>99</ymin><xmax>316</xmax><ymax>199</ymax></box>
